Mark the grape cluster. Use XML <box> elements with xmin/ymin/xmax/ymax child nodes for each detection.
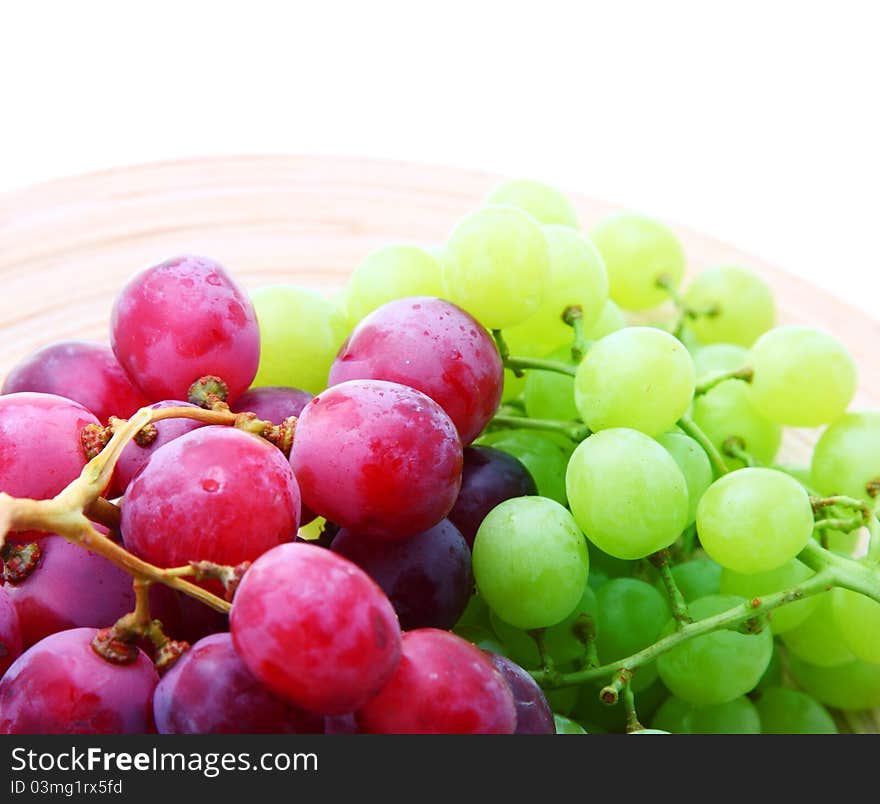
<box><xmin>1</xmin><ymin>180</ymin><xmax>879</xmax><ymax>735</ymax></box>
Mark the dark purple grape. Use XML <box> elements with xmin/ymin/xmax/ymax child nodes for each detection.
<box><xmin>331</xmin><ymin>519</ymin><xmax>471</xmax><ymax>631</ymax></box>
<box><xmin>231</xmin><ymin>386</ymin><xmax>313</xmax><ymax>424</ymax></box>
<box><xmin>486</xmin><ymin>652</ymin><xmax>555</xmax><ymax>734</ymax></box>
<box><xmin>324</xmin><ymin>713</ymin><xmax>360</xmax><ymax>734</ymax></box>
<box><xmin>448</xmin><ymin>446</ymin><xmax>538</xmax><ymax>547</ymax></box>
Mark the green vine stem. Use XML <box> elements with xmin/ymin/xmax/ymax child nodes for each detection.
<box><xmin>489</xmin><ymin>414</ymin><xmax>591</xmax><ymax>442</ymax></box>
<box><xmin>649</xmin><ymin>550</ymin><xmax>693</xmax><ymax>627</ymax></box>
<box><xmin>677</xmin><ymin>415</ymin><xmax>730</xmax><ymax>476</ymax></box>
<box><xmin>695</xmin><ymin>366</ymin><xmax>754</xmax><ymax>396</ymax></box>
<box><xmin>491</xmin><ymin>329</ymin><xmax>577</xmax><ymax>378</ymax></box>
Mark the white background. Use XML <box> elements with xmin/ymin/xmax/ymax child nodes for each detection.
<box><xmin>1</xmin><ymin>1</ymin><xmax>877</xmax><ymax>316</ymax></box>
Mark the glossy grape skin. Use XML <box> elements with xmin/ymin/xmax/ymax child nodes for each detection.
<box><xmin>0</xmin><ymin>587</ymin><xmax>22</xmax><ymax>677</ymax></box>
<box><xmin>787</xmin><ymin>655</ymin><xmax>880</xmax><ymax>711</ymax></box>
<box><xmin>553</xmin><ymin>715</ymin><xmax>588</xmax><ymax>734</ymax></box>
<box><xmin>682</xmin><ymin>266</ymin><xmax>775</xmax><ymax>347</ymax></box>
<box><xmin>479</xmin><ymin>430</ymin><xmax>569</xmax><ymax>506</ymax></box>
<box><xmin>656</xmin><ymin>431</ymin><xmax>713</xmax><ymax>526</ymax></box>
<box><xmin>655</xmin><ymin>559</ymin><xmax>722</xmax><ymax>603</ymax></box>
<box><xmin>574</xmin><ymin>327</ymin><xmax>695</xmax><ymax>436</ymax></box>
<box><xmin>566</xmin><ymin>429</ymin><xmax>688</xmax><ymax>560</ymax></box>
<box><xmin>485</xmin><ymin>179</ymin><xmax>579</xmax><ymax>228</ymax></box>
<box><xmin>231</xmin><ymin>543</ymin><xmax>401</xmax><ymax>715</ymax></box>
<box><xmin>291</xmin><ymin>380</ymin><xmax>462</xmax><ymax>540</ymax></box>
<box><xmin>781</xmin><ymin>592</ymin><xmax>854</xmax><ymax>667</ymax></box>
<box><xmin>656</xmin><ymin>595</ymin><xmax>773</xmax><ymax>706</ymax></box>
<box><xmin>111</xmin><ymin>255</ymin><xmax>259</xmax><ymax>403</ymax></box>
<box><xmin>652</xmin><ymin>695</ymin><xmax>761</xmax><ymax>734</ymax></box>
<box><xmin>589</xmin><ymin>212</ymin><xmax>685</xmax><ymax>311</ymax></box>
<box><xmin>691</xmin><ymin>379</ymin><xmax>781</xmax><ymax>468</ymax></box>
<box><xmin>831</xmin><ymin>589</ymin><xmax>880</xmax><ymax>663</ymax></box>
<box><xmin>230</xmin><ymin>386</ymin><xmax>313</xmax><ymax>424</ymax></box>
<box><xmin>811</xmin><ymin>412</ymin><xmax>880</xmax><ymax>504</ymax></box>
<box><xmin>749</xmin><ymin>326</ymin><xmax>857</xmax><ymax>427</ymax></box>
<box><xmin>2</xmin><ymin>340</ymin><xmax>148</xmax><ymax>423</ymax></box>
<box><xmin>153</xmin><ymin>634</ymin><xmax>323</xmax><ymax>734</ymax></box>
<box><xmin>0</xmin><ymin>392</ymin><xmax>100</xmax><ymax>500</ymax></box>
<box><xmin>122</xmin><ymin>427</ymin><xmax>300</xmax><ymax>577</ymax></box>
<box><xmin>0</xmin><ymin>628</ymin><xmax>157</xmax><ymax>734</ymax></box>
<box><xmin>448</xmin><ymin>446</ymin><xmax>537</xmax><ymax>547</ymax></box>
<box><xmin>696</xmin><ymin>468</ymin><xmax>813</xmax><ymax>574</ymax></box>
<box><xmin>472</xmin><ymin>496</ymin><xmax>589</xmax><ymax>630</ymax></box>
<box><xmin>4</xmin><ymin>534</ymin><xmax>135</xmax><ymax>649</ymax></box>
<box><xmin>443</xmin><ymin>205</ymin><xmax>550</xmax><ymax>330</ymax></box>
<box><xmin>486</xmin><ymin>653</ymin><xmax>555</xmax><ymax>734</ymax></box>
<box><xmin>524</xmin><ymin>346</ymin><xmax>579</xmax><ymax>422</ymax></box>
<box><xmin>330</xmin><ymin>519</ymin><xmax>471</xmax><ymax>631</ymax></box>
<box><xmin>356</xmin><ymin>629</ymin><xmax>516</xmax><ymax>734</ymax></box>
<box><xmin>692</xmin><ymin>343</ymin><xmax>750</xmax><ymax>383</ymax></box>
<box><xmin>754</xmin><ymin>687</ymin><xmax>837</xmax><ymax>734</ymax></box>
<box><xmin>328</xmin><ymin>297</ymin><xmax>502</xmax><ymax>445</ymax></box>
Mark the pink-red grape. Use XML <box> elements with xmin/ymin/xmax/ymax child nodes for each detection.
<box><xmin>0</xmin><ymin>587</ymin><xmax>22</xmax><ymax>677</ymax></box>
<box><xmin>231</xmin><ymin>386</ymin><xmax>313</xmax><ymax>424</ymax></box>
<box><xmin>486</xmin><ymin>652</ymin><xmax>555</xmax><ymax>734</ymax></box>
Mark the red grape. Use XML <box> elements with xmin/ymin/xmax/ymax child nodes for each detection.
<box><xmin>0</xmin><ymin>627</ymin><xmax>157</xmax><ymax>734</ymax></box>
<box><xmin>110</xmin><ymin>255</ymin><xmax>260</xmax><ymax>403</ymax></box>
<box><xmin>356</xmin><ymin>629</ymin><xmax>517</xmax><ymax>734</ymax></box>
<box><xmin>2</xmin><ymin>340</ymin><xmax>148</xmax><ymax>423</ymax></box>
<box><xmin>0</xmin><ymin>586</ymin><xmax>22</xmax><ymax>677</ymax></box>
<box><xmin>231</xmin><ymin>386</ymin><xmax>313</xmax><ymax>424</ymax></box>
<box><xmin>328</xmin><ymin>297</ymin><xmax>503</xmax><ymax>444</ymax></box>
<box><xmin>324</xmin><ymin>712</ymin><xmax>360</xmax><ymax>734</ymax></box>
<box><xmin>153</xmin><ymin>633</ymin><xmax>323</xmax><ymax>734</ymax></box>
<box><xmin>486</xmin><ymin>652</ymin><xmax>555</xmax><ymax>734</ymax></box>
<box><xmin>230</xmin><ymin>542</ymin><xmax>401</xmax><ymax>715</ymax></box>
<box><xmin>291</xmin><ymin>379</ymin><xmax>462</xmax><ymax>540</ymax></box>
<box><xmin>331</xmin><ymin>519</ymin><xmax>471</xmax><ymax>630</ymax></box>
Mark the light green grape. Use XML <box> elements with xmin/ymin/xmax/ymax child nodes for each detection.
<box><xmin>653</xmin><ymin>696</ymin><xmax>761</xmax><ymax>734</ymax></box>
<box><xmin>656</xmin><ymin>431</ymin><xmax>713</xmax><ymax>525</ymax></box>
<box><xmin>654</xmin><ymin>558</ymin><xmax>722</xmax><ymax>603</ymax></box>
<box><xmin>682</xmin><ymin>266</ymin><xmax>775</xmax><ymax>347</ymax></box>
<box><xmin>553</xmin><ymin>715</ymin><xmax>588</xmax><ymax>734</ymax></box>
<box><xmin>485</xmin><ymin>179</ymin><xmax>580</xmax><ymax>228</ymax></box>
<box><xmin>692</xmin><ymin>343</ymin><xmax>750</xmax><ymax>383</ymax></box>
<box><xmin>656</xmin><ymin>594</ymin><xmax>773</xmax><ymax>706</ymax></box>
<box><xmin>781</xmin><ymin>592</ymin><xmax>854</xmax><ymax>667</ymax></box>
<box><xmin>472</xmin><ymin>496</ymin><xmax>589</xmax><ymax>629</ymax></box>
<box><xmin>696</xmin><ymin>468</ymin><xmax>813</xmax><ymax>574</ymax></box>
<box><xmin>811</xmin><ymin>411</ymin><xmax>880</xmax><ymax>504</ymax></box>
<box><xmin>574</xmin><ymin>327</ymin><xmax>695</xmax><ymax>436</ymax></box>
<box><xmin>754</xmin><ymin>687</ymin><xmax>837</xmax><ymax>734</ymax></box>
<box><xmin>590</xmin><ymin>212</ymin><xmax>686</xmax><ymax>311</ymax></box>
<box><xmin>749</xmin><ymin>326</ymin><xmax>857</xmax><ymax>427</ymax></box>
<box><xmin>755</xmin><ymin>646</ymin><xmax>784</xmax><ymax>690</ymax></box>
<box><xmin>250</xmin><ymin>285</ymin><xmax>349</xmax><ymax>393</ymax></box>
<box><xmin>566</xmin><ymin>429</ymin><xmax>688</xmax><ymax>559</ymax></box>
<box><xmin>443</xmin><ymin>205</ymin><xmax>550</xmax><ymax>329</ymax></box>
<box><xmin>787</xmin><ymin>655</ymin><xmax>880</xmax><ymax>711</ymax></box>
<box><xmin>585</xmin><ymin>300</ymin><xmax>627</xmax><ymax>339</ymax></box>
<box><xmin>832</xmin><ymin>589</ymin><xmax>880</xmax><ymax>663</ymax></box>
<box><xmin>524</xmin><ymin>346</ymin><xmax>578</xmax><ymax>421</ymax></box>
<box><xmin>501</xmin><ymin>368</ymin><xmax>527</xmax><ymax>402</ymax></box>
<box><xmin>691</xmin><ymin>379</ymin><xmax>782</xmax><ymax>468</ymax></box>
<box><xmin>504</xmin><ymin>226</ymin><xmax>608</xmax><ymax>356</ymax></box>
<box><xmin>344</xmin><ymin>245</ymin><xmax>444</xmax><ymax>324</ymax></box>
<box><xmin>479</xmin><ymin>430</ymin><xmax>570</xmax><ymax>505</ymax></box>
<box><xmin>451</xmin><ymin>625</ymin><xmax>506</xmax><ymax>655</ymax></box>
<box><xmin>650</xmin><ymin>696</ymin><xmax>692</xmax><ymax>733</ymax></box>
<box><xmin>720</xmin><ymin>560</ymin><xmax>819</xmax><ymax>634</ymax></box>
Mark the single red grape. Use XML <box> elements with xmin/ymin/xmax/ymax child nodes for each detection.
<box><xmin>0</xmin><ymin>587</ymin><xmax>22</xmax><ymax>677</ymax></box>
<box><xmin>231</xmin><ymin>386</ymin><xmax>313</xmax><ymax>424</ymax></box>
<box><xmin>485</xmin><ymin>652</ymin><xmax>555</xmax><ymax>734</ymax></box>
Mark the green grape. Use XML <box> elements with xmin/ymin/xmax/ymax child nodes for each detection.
<box><xmin>545</xmin><ymin>684</ymin><xmax>580</xmax><ymax>717</ymax></box>
<box><xmin>650</xmin><ymin>696</ymin><xmax>692</xmax><ymax>733</ymax></box>
<box><xmin>787</xmin><ymin>655</ymin><xmax>880</xmax><ymax>711</ymax></box>
<box><xmin>250</xmin><ymin>285</ymin><xmax>349</xmax><ymax>393</ymax></box>
<box><xmin>749</xmin><ymin>326</ymin><xmax>857</xmax><ymax>427</ymax></box>
<box><xmin>501</xmin><ymin>368</ymin><xmax>527</xmax><ymax>402</ymax></box>
<box><xmin>755</xmin><ymin>646</ymin><xmax>784</xmax><ymax>690</ymax></box>
<box><xmin>451</xmin><ymin>625</ymin><xmax>506</xmax><ymax>655</ymax></box>
<box><xmin>781</xmin><ymin>592</ymin><xmax>854</xmax><ymax>668</ymax></box>
<box><xmin>485</xmin><ymin>179</ymin><xmax>580</xmax><ymax>228</ymax></box>
<box><xmin>682</xmin><ymin>266</ymin><xmax>775</xmax><ymax>347</ymax></box>
<box><xmin>574</xmin><ymin>327</ymin><xmax>695</xmax><ymax>436</ymax></box>
<box><xmin>811</xmin><ymin>411</ymin><xmax>880</xmax><ymax>504</ymax></box>
<box><xmin>490</xmin><ymin>584</ymin><xmax>598</xmax><ymax>668</ymax></box>
<box><xmin>453</xmin><ymin>593</ymin><xmax>492</xmax><ymax>632</ymax></box>
<box><xmin>656</xmin><ymin>594</ymin><xmax>773</xmax><ymax>706</ymax></box>
<box><xmin>691</xmin><ymin>379</ymin><xmax>782</xmax><ymax>468</ymax></box>
<box><xmin>720</xmin><ymin>561</ymin><xmax>819</xmax><ymax>634</ymax></box>
<box><xmin>656</xmin><ymin>431</ymin><xmax>713</xmax><ymax>525</ymax></box>
<box><xmin>654</xmin><ymin>558</ymin><xmax>722</xmax><ymax>603</ymax></box>
<box><xmin>832</xmin><ymin>589</ymin><xmax>880</xmax><ymax>663</ymax></box>
<box><xmin>344</xmin><ymin>245</ymin><xmax>444</xmax><ymax>323</ymax></box>
<box><xmin>297</xmin><ymin>516</ymin><xmax>326</xmax><ymax>542</ymax></box>
<box><xmin>443</xmin><ymin>205</ymin><xmax>550</xmax><ymax>330</ymax></box>
<box><xmin>524</xmin><ymin>346</ymin><xmax>578</xmax><ymax>421</ymax></box>
<box><xmin>589</xmin><ymin>544</ymin><xmax>637</xmax><ymax>580</ymax></box>
<box><xmin>692</xmin><ymin>343</ymin><xmax>750</xmax><ymax>383</ymax></box>
<box><xmin>566</xmin><ymin>429</ymin><xmax>688</xmax><ymax>560</ymax></box>
<box><xmin>629</xmin><ymin>729</ymin><xmax>670</xmax><ymax>734</ymax></box>
<box><xmin>584</xmin><ymin>300</ymin><xmax>627</xmax><ymax>339</ymax></box>
<box><xmin>472</xmin><ymin>496</ymin><xmax>589</xmax><ymax>629</ymax></box>
<box><xmin>696</xmin><ymin>468</ymin><xmax>812</xmax><ymax>574</ymax></box>
<box><xmin>587</xmin><ymin>568</ymin><xmax>609</xmax><ymax>592</ymax></box>
<box><xmin>483</xmin><ymin>430</ymin><xmax>570</xmax><ymax>505</ymax></box>
<box><xmin>754</xmin><ymin>687</ymin><xmax>837</xmax><ymax>734</ymax></box>
<box><xmin>590</xmin><ymin>212</ymin><xmax>686</xmax><ymax>311</ymax></box>
<box><xmin>553</xmin><ymin>715</ymin><xmax>588</xmax><ymax>734</ymax></box>
<box><xmin>677</xmin><ymin>326</ymin><xmax>702</xmax><ymax>355</ymax></box>
<box><xmin>653</xmin><ymin>696</ymin><xmax>761</xmax><ymax>734</ymax></box>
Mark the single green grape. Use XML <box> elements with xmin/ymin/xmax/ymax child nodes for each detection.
<box><xmin>653</xmin><ymin>558</ymin><xmax>722</xmax><ymax>603</ymax></box>
<box><xmin>443</xmin><ymin>205</ymin><xmax>550</xmax><ymax>330</ymax></box>
<box><xmin>696</xmin><ymin>468</ymin><xmax>813</xmax><ymax>574</ymax></box>
<box><xmin>781</xmin><ymin>592</ymin><xmax>855</xmax><ymax>667</ymax></box>
<box><xmin>453</xmin><ymin>593</ymin><xmax>493</xmax><ymax>632</ymax></box>
<box><xmin>566</xmin><ymin>428</ymin><xmax>688</xmax><ymax>560</ymax></box>
<box><xmin>590</xmin><ymin>212</ymin><xmax>686</xmax><ymax>310</ymax></box>
<box><xmin>656</xmin><ymin>431</ymin><xmax>713</xmax><ymax>525</ymax></box>
<box><xmin>574</xmin><ymin>327</ymin><xmax>695</xmax><ymax>436</ymax></box>
<box><xmin>811</xmin><ymin>411</ymin><xmax>880</xmax><ymax>504</ymax></box>
<box><xmin>553</xmin><ymin>715</ymin><xmax>588</xmax><ymax>734</ymax></box>
<box><xmin>691</xmin><ymin>379</ymin><xmax>782</xmax><ymax>468</ymax></box>
<box><xmin>692</xmin><ymin>343</ymin><xmax>750</xmax><ymax>383</ymax></box>
<box><xmin>754</xmin><ymin>687</ymin><xmax>837</xmax><ymax>734</ymax></box>
<box><xmin>524</xmin><ymin>346</ymin><xmax>579</xmax><ymax>421</ymax></box>
<box><xmin>787</xmin><ymin>655</ymin><xmax>880</xmax><ymax>711</ymax></box>
<box><xmin>650</xmin><ymin>696</ymin><xmax>692</xmax><ymax>733</ymax></box>
<box><xmin>501</xmin><ymin>368</ymin><xmax>527</xmax><ymax>402</ymax></box>
<box><xmin>656</xmin><ymin>594</ymin><xmax>773</xmax><ymax>706</ymax></box>
<box><xmin>755</xmin><ymin>646</ymin><xmax>784</xmax><ymax>690</ymax></box>
<box><xmin>653</xmin><ymin>696</ymin><xmax>761</xmax><ymax>734</ymax></box>
<box><xmin>832</xmin><ymin>588</ymin><xmax>880</xmax><ymax>663</ymax></box>
<box><xmin>485</xmin><ymin>179</ymin><xmax>580</xmax><ymax>228</ymax></box>
<box><xmin>584</xmin><ymin>300</ymin><xmax>627</xmax><ymax>339</ymax></box>
<box><xmin>481</xmin><ymin>430</ymin><xmax>570</xmax><ymax>506</ymax></box>
<box><xmin>451</xmin><ymin>625</ymin><xmax>506</xmax><ymax>655</ymax></box>
<box><xmin>719</xmin><ymin>560</ymin><xmax>819</xmax><ymax>634</ymax></box>
<box><xmin>250</xmin><ymin>285</ymin><xmax>349</xmax><ymax>393</ymax></box>
<box><xmin>472</xmin><ymin>496</ymin><xmax>589</xmax><ymax>629</ymax></box>
<box><xmin>749</xmin><ymin>326</ymin><xmax>857</xmax><ymax>427</ymax></box>
<box><xmin>682</xmin><ymin>266</ymin><xmax>775</xmax><ymax>347</ymax></box>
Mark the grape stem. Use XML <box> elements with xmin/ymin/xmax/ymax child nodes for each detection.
<box><xmin>503</xmin><ymin>355</ymin><xmax>578</xmax><ymax>378</ymax></box>
<box><xmin>621</xmin><ymin>684</ymin><xmax>643</xmax><ymax>733</ymax></box>
<box><xmin>649</xmin><ymin>550</ymin><xmax>693</xmax><ymax>627</ymax></box>
<box><xmin>676</xmin><ymin>415</ymin><xmax>731</xmax><ymax>476</ymax></box>
<box><xmin>489</xmin><ymin>414</ymin><xmax>591</xmax><ymax>443</ymax></box>
<box><xmin>723</xmin><ymin>437</ymin><xmax>758</xmax><ymax>468</ymax></box>
<box><xmin>694</xmin><ymin>366</ymin><xmax>754</xmax><ymax>396</ymax></box>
